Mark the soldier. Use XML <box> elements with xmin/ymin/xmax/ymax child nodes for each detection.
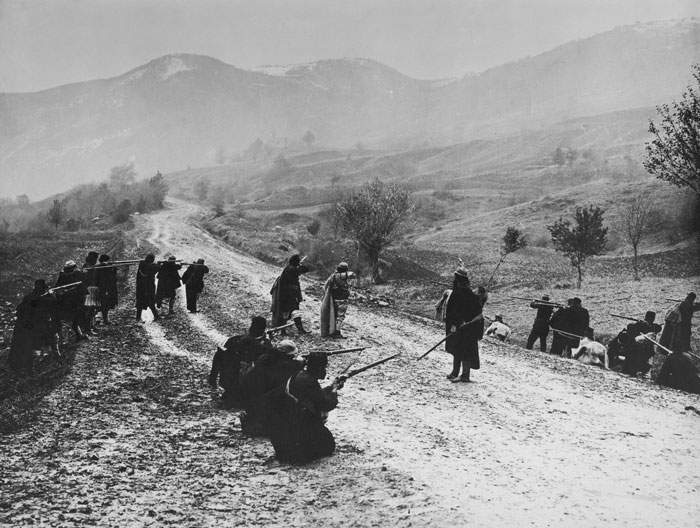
<box><xmin>320</xmin><ymin>262</ymin><xmax>356</xmax><ymax>338</ymax></box>
<box><xmin>660</xmin><ymin>293</ymin><xmax>700</xmax><ymax>353</ymax></box>
<box><xmin>55</xmin><ymin>260</ymin><xmax>88</xmax><ymax>340</ymax></box>
<box><xmin>620</xmin><ymin>311</ymin><xmax>662</xmax><ymax>377</ymax></box>
<box><xmin>525</xmin><ymin>295</ymin><xmax>554</xmax><ymax>352</ymax></box>
<box><xmin>82</xmin><ymin>251</ymin><xmax>100</xmax><ymax>334</ymax></box>
<box><xmin>550</xmin><ymin>298</ymin><xmax>588</xmax><ymax>357</ymax></box>
<box><xmin>445</xmin><ymin>266</ymin><xmax>484</xmax><ymax>383</ymax></box>
<box><xmin>239</xmin><ymin>339</ymin><xmax>304</xmax><ymax>436</ymax></box>
<box><xmin>208</xmin><ymin>316</ymin><xmax>272</xmax><ymax>408</ymax></box>
<box><xmin>181</xmin><ymin>258</ymin><xmax>209</xmax><ymax>313</ymax></box>
<box><xmin>270</xmin><ymin>254</ymin><xmax>310</xmax><ymax>334</ymax></box>
<box><xmin>155</xmin><ymin>256</ymin><xmax>182</xmax><ymax>314</ymax></box>
<box><xmin>9</xmin><ymin>280</ymin><xmax>61</xmax><ymax>374</ymax></box>
<box><xmin>135</xmin><ymin>254</ymin><xmax>160</xmax><ymax>322</ymax></box>
<box><xmin>95</xmin><ymin>254</ymin><xmax>118</xmax><ymax>325</ymax></box>
<box><xmin>657</xmin><ymin>350</ymin><xmax>700</xmax><ymax>394</ymax></box>
<box><xmin>268</xmin><ymin>352</ymin><xmax>344</xmax><ymax>464</ymax></box>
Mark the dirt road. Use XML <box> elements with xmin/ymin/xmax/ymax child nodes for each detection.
<box><xmin>2</xmin><ymin>199</ymin><xmax>699</xmax><ymax>527</ymax></box>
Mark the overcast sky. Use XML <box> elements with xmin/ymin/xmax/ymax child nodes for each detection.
<box><xmin>1</xmin><ymin>0</ymin><xmax>698</xmax><ymax>93</ymax></box>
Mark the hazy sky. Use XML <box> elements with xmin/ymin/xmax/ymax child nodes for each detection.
<box><xmin>1</xmin><ymin>0</ymin><xmax>698</xmax><ymax>93</ymax></box>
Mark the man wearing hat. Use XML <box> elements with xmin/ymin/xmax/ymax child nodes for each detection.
<box><xmin>526</xmin><ymin>295</ymin><xmax>555</xmax><ymax>352</ymax></box>
<box><xmin>320</xmin><ymin>261</ymin><xmax>356</xmax><ymax>338</ymax></box>
<box><xmin>181</xmin><ymin>258</ymin><xmax>210</xmax><ymax>313</ymax></box>
<box><xmin>444</xmin><ymin>266</ymin><xmax>484</xmax><ymax>382</ymax></box>
<box><xmin>239</xmin><ymin>337</ymin><xmax>304</xmax><ymax>436</ymax></box>
<box><xmin>620</xmin><ymin>311</ymin><xmax>662</xmax><ymax>376</ymax></box>
<box><xmin>549</xmin><ymin>298</ymin><xmax>581</xmax><ymax>357</ymax></box>
<box><xmin>155</xmin><ymin>256</ymin><xmax>182</xmax><ymax>315</ymax></box>
<box><xmin>9</xmin><ymin>280</ymin><xmax>61</xmax><ymax>374</ymax></box>
<box><xmin>209</xmin><ymin>316</ymin><xmax>274</xmax><ymax>408</ymax></box>
<box><xmin>55</xmin><ymin>260</ymin><xmax>88</xmax><ymax>341</ymax></box>
<box><xmin>135</xmin><ymin>254</ymin><xmax>161</xmax><ymax>322</ymax></box>
<box><xmin>270</xmin><ymin>254</ymin><xmax>311</xmax><ymax>334</ymax></box>
<box><xmin>96</xmin><ymin>254</ymin><xmax>118</xmax><ymax>325</ymax></box>
<box><xmin>268</xmin><ymin>351</ymin><xmax>344</xmax><ymax>463</ymax></box>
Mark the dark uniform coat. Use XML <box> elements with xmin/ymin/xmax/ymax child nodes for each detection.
<box><xmin>54</xmin><ymin>269</ymin><xmax>87</xmax><ymax>322</ymax></box>
<box><xmin>96</xmin><ymin>263</ymin><xmax>118</xmax><ymax>309</ymax></box>
<box><xmin>9</xmin><ymin>291</ymin><xmax>59</xmax><ymax>373</ymax></box>
<box><xmin>621</xmin><ymin>320</ymin><xmax>662</xmax><ymax>376</ymax></box>
<box><xmin>271</xmin><ymin>264</ymin><xmax>310</xmax><ymax>325</ymax></box>
<box><xmin>155</xmin><ymin>261</ymin><xmax>182</xmax><ymax>301</ymax></box>
<box><xmin>135</xmin><ymin>261</ymin><xmax>160</xmax><ymax>309</ymax></box>
<box><xmin>268</xmin><ymin>369</ymin><xmax>338</xmax><ymax>464</ymax></box>
<box><xmin>657</xmin><ymin>352</ymin><xmax>700</xmax><ymax>394</ymax></box>
<box><xmin>181</xmin><ymin>264</ymin><xmax>209</xmax><ymax>294</ymax></box>
<box><xmin>444</xmin><ymin>284</ymin><xmax>483</xmax><ymax>368</ymax></box>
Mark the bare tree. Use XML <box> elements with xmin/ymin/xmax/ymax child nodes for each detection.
<box><xmin>47</xmin><ymin>199</ymin><xmax>63</xmax><ymax>231</ymax></box>
<box><xmin>644</xmin><ymin>63</ymin><xmax>700</xmax><ymax>196</ymax></box>
<box><xmin>487</xmin><ymin>226</ymin><xmax>527</xmax><ymax>286</ymax></box>
<box><xmin>623</xmin><ymin>194</ymin><xmax>653</xmax><ymax>280</ymax></box>
<box><xmin>336</xmin><ymin>179</ymin><xmax>413</xmax><ymax>282</ymax></box>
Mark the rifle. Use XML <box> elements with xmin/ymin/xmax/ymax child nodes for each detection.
<box><xmin>665</xmin><ymin>298</ymin><xmax>683</xmax><ymax>303</ymax></box>
<box><xmin>304</xmin><ymin>347</ymin><xmax>366</xmax><ymax>357</ymax></box>
<box><xmin>418</xmin><ymin>313</ymin><xmax>484</xmax><ymax>360</ymax></box>
<box><xmin>510</xmin><ymin>296</ymin><xmax>562</xmax><ymax>307</ymax></box>
<box><xmin>263</xmin><ymin>322</ymin><xmax>294</xmax><ymax>337</ymax></box>
<box><xmin>551</xmin><ymin>327</ymin><xmax>584</xmax><ymax>340</ymax></box>
<box><xmin>609</xmin><ymin>313</ymin><xmax>645</xmax><ymax>324</ymax></box>
<box><xmin>43</xmin><ymin>281</ymin><xmax>83</xmax><ymax>296</ymax></box>
<box><xmin>638</xmin><ymin>334</ymin><xmax>700</xmax><ymax>361</ymax></box>
<box><xmin>83</xmin><ymin>260</ymin><xmax>143</xmax><ymax>270</ymax></box>
<box><xmin>336</xmin><ymin>353</ymin><xmax>400</xmax><ymax>382</ymax></box>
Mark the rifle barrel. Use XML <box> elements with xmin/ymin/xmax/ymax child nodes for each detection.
<box><xmin>665</xmin><ymin>298</ymin><xmax>683</xmax><ymax>303</ymax></box>
<box><xmin>551</xmin><ymin>327</ymin><xmax>584</xmax><ymax>340</ymax></box>
<box><xmin>418</xmin><ymin>313</ymin><xmax>484</xmax><ymax>360</ymax></box>
<box><xmin>318</xmin><ymin>347</ymin><xmax>367</xmax><ymax>356</ymax></box>
<box><xmin>346</xmin><ymin>353</ymin><xmax>400</xmax><ymax>378</ymax></box>
<box><xmin>609</xmin><ymin>313</ymin><xmax>643</xmax><ymax>323</ymax></box>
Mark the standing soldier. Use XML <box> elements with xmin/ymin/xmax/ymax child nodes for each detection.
<box><xmin>270</xmin><ymin>254</ymin><xmax>310</xmax><ymax>334</ymax></box>
<box><xmin>181</xmin><ymin>258</ymin><xmax>209</xmax><ymax>313</ymax></box>
<box><xmin>320</xmin><ymin>262</ymin><xmax>356</xmax><ymax>338</ymax></box>
<box><xmin>445</xmin><ymin>267</ymin><xmax>484</xmax><ymax>383</ymax></box>
<box><xmin>660</xmin><ymin>292</ymin><xmax>700</xmax><ymax>353</ymax></box>
<box><xmin>155</xmin><ymin>256</ymin><xmax>182</xmax><ymax>315</ymax></box>
<box><xmin>96</xmin><ymin>254</ymin><xmax>118</xmax><ymax>325</ymax></box>
<box><xmin>55</xmin><ymin>260</ymin><xmax>88</xmax><ymax>340</ymax></box>
<box><xmin>135</xmin><ymin>254</ymin><xmax>160</xmax><ymax>322</ymax></box>
<box><xmin>526</xmin><ymin>295</ymin><xmax>555</xmax><ymax>352</ymax></box>
<box><xmin>82</xmin><ymin>251</ymin><xmax>100</xmax><ymax>334</ymax></box>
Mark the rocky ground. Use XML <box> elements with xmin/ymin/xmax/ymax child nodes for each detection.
<box><xmin>1</xmin><ymin>199</ymin><xmax>699</xmax><ymax>527</ymax></box>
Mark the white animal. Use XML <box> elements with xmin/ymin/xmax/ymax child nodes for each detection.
<box><xmin>571</xmin><ymin>337</ymin><xmax>608</xmax><ymax>369</ymax></box>
<box><xmin>486</xmin><ymin>320</ymin><xmax>512</xmax><ymax>342</ymax></box>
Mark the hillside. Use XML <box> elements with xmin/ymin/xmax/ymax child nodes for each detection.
<box><xmin>1</xmin><ymin>19</ymin><xmax>698</xmax><ymax>199</ymax></box>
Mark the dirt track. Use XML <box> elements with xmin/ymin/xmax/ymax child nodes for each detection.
<box><xmin>2</xmin><ymin>199</ymin><xmax>699</xmax><ymax>527</ymax></box>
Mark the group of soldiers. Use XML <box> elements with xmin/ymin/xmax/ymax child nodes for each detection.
<box><xmin>7</xmin><ymin>249</ymin><xmax>700</xmax><ymax>465</ymax></box>
<box><xmin>8</xmin><ymin>251</ymin><xmax>210</xmax><ymax>374</ymax></box>
<box><xmin>515</xmin><ymin>291</ymin><xmax>700</xmax><ymax>392</ymax></box>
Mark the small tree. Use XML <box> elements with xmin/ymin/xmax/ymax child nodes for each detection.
<box><xmin>553</xmin><ymin>147</ymin><xmax>566</xmax><ymax>166</ymax></box>
<box><xmin>623</xmin><ymin>195</ymin><xmax>653</xmax><ymax>280</ymax></box>
<box><xmin>47</xmin><ymin>199</ymin><xmax>63</xmax><ymax>230</ymax></box>
<box><xmin>336</xmin><ymin>179</ymin><xmax>413</xmax><ymax>282</ymax></box>
<box><xmin>547</xmin><ymin>205</ymin><xmax>608</xmax><ymax>288</ymax></box>
<box><xmin>194</xmin><ymin>178</ymin><xmax>209</xmax><ymax>202</ymax></box>
<box><xmin>487</xmin><ymin>226</ymin><xmax>527</xmax><ymax>285</ymax></box>
<box><xmin>644</xmin><ymin>63</ymin><xmax>700</xmax><ymax>196</ymax></box>
<box><xmin>302</xmin><ymin>130</ymin><xmax>316</xmax><ymax>148</ymax></box>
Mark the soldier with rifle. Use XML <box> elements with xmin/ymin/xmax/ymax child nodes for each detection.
<box><xmin>209</xmin><ymin>316</ymin><xmax>274</xmax><ymax>409</ymax></box>
<box><xmin>609</xmin><ymin>311</ymin><xmax>662</xmax><ymax>376</ymax></box>
<box><xmin>55</xmin><ymin>260</ymin><xmax>89</xmax><ymax>341</ymax></box>
<box><xmin>268</xmin><ymin>352</ymin><xmax>399</xmax><ymax>464</ymax></box>
<box><xmin>95</xmin><ymin>254</ymin><xmax>118</xmax><ymax>325</ymax></box>
<box><xmin>659</xmin><ymin>292</ymin><xmax>700</xmax><ymax>353</ymax></box>
<box><xmin>521</xmin><ymin>295</ymin><xmax>559</xmax><ymax>352</ymax></box>
<box><xmin>550</xmin><ymin>298</ymin><xmax>589</xmax><ymax>358</ymax></box>
<box><xmin>181</xmin><ymin>258</ymin><xmax>209</xmax><ymax>313</ymax></box>
<box><xmin>155</xmin><ymin>256</ymin><xmax>182</xmax><ymax>315</ymax></box>
<box><xmin>135</xmin><ymin>254</ymin><xmax>161</xmax><ymax>322</ymax></box>
<box><xmin>9</xmin><ymin>280</ymin><xmax>62</xmax><ymax>374</ymax></box>
<box><xmin>270</xmin><ymin>254</ymin><xmax>311</xmax><ymax>334</ymax></box>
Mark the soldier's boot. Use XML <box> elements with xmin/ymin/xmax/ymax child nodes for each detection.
<box><xmin>294</xmin><ymin>317</ymin><xmax>310</xmax><ymax>334</ymax></box>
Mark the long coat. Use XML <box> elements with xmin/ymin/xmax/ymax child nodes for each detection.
<box><xmin>9</xmin><ymin>291</ymin><xmax>59</xmax><ymax>372</ymax></box>
<box><xmin>271</xmin><ymin>264</ymin><xmax>309</xmax><ymax>324</ymax></box>
<box><xmin>182</xmin><ymin>264</ymin><xmax>209</xmax><ymax>294</ymax></box>
<box><xmin>54</xmin><ymin>269</ymin><xmax>87</xmax><ymax>321</ymax></box>
<box><xmin>96</xmin><ymin>263</ymin><xmax>118</xmax><ymax>309</ymax></box>
<box><xmin>155</xmin><ymin>261</ymin><xmax>182</xmax><ymax>300</ymax></box>
<box><xmin>135</xmin><ymin>261</ymin><xmax>160</xmax><ymax>308</ymax></box>
<box><xmin>657</xmin><ymin>352</ymin><xmax>700</xmax><ymax>394</ymax></box>
<box><xmin>444</xmin><ymin>284</ymin><xmax>483</xmax><ymax>368</ymax></box>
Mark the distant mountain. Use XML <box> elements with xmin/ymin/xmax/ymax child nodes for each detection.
<box><xmin>1</xmin><ymin>19</ymin><xmax>698</xmax><ymax>198</ymax></box>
